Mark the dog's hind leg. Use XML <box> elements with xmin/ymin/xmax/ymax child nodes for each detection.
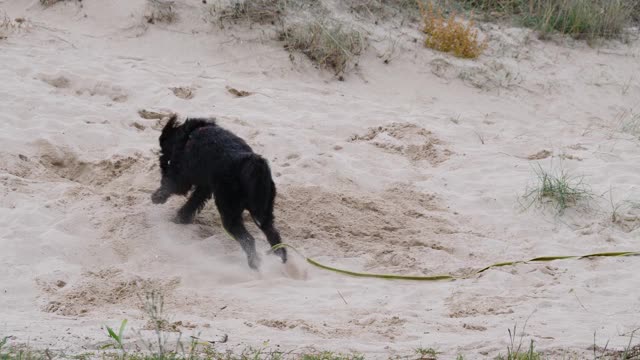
<box><xmin>254</xmin><ymin>218</ymin><xmax>287</xmax><ymax>264</ymax></box>
<box><xmin>222</xmin><ymin>215</ymin><xmax>261</xmax><ymax>270</ymax></box>
<box><xmin>175</xmin><ymin>186</ymin><xmax>211</xmax><ymax>224</ymax></box>
<box><xmin>240</xmin><ymin>154</ymin><xmax>287</xmax><ymax>263</ymax></box>
<box><xmin>214</xmin><ymin>192</ymin><xmax>260</xmax><ymax>270</ymax></box>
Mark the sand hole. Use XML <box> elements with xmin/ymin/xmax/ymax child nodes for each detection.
<box><xmin>275</xmin><ymin>184</ymin><xmax>460</xmax><ymax>273</ymax></box>
<box><xmin>349</xmin><ymin>122</ymin><xmax>451</xmax><ymax>165</ymax></box>
<box><xmin>39</xmin><ymin>268</ymin><xmax>180</xmax><ymax>316</ymax></box>
<box><xmin>35</xmin><ymin>141</ymin><xmax>144</xmax><ymax>186</ymax></box>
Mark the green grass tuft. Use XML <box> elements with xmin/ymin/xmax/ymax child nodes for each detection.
<box><xmin>457</xmin><ymin>0</ymin><xmax>636</xmax><ymax>41</ymax></box>
<box><xmin>522</xmin><ymin>0</ymin><xmax>634</xmax><ymax>41</ymax></box>
<box><xmin>414</xmin><ymin>347</ymin><xmax>438</xmax><ymax>360</ymax></box>
<box><xmin>522</xmin><ymin>164</ymin><xmax>592</xmax><ymax>215</ymax></box>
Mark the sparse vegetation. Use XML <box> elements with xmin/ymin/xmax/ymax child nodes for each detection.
<box><xmin>418</xmin><ymin>1</ymin><xmax>488</xmax><ymax>59</ymax></box>
<box><xmin>494</xmin><ymin>324</ymin><xmax>543</xmax><ymax>360</ymax></box>
<box><xmin>414</xmin><ymin>347</ymin><xmax>438</xmax><ymax>360</ymax></box>
<box><xmin>280</xmin><ymin>21</ymin><xmax>366</xmax><ymax>77</ymax></box>
<box><xmin>608</xmin><ymin>189</ymin><xmax>640</xmax><ymax>232</ymax></box>
<box><xmin>0</xmin><ymin>15</ymin><xmax>12</xmax><ymax>40</ymax></box>
<box><xmin>3</xmin><ymin>327</ymin><xmax>640</xmax><ymax>359</ymax></box>
<box><xmin>144</xmin><ymin>0</ymin><xmax>178</xmax><ymax>25</ymax></box>
<box><xmin>0</xmin><ymin>14</ymin><xmax>28</xmax><ymax>40</ymax></box>
<box><xmin>632</xmin><ymin>2</ymin><xmax>640</xmax><ymax>23</ymax></box>
<box><xmin>522</xmin><ymin>164</ymin><xmax>593</xmax><ymax>215</ymax></box>
<box><xmin>215</xmin><ymin>0</ymin><xmax>286</xmax><ymax>25</ymax></box>
<box><xmin>458</xmin><ymin>0</ymin><xmax>636</xmax><ymax>40</ymax></box>
<box><xmin>522</xmin><ymin>0</ymin><xmax>634</xmax><ymax>41</ymax></box>
<box><xmin>457</xmin><ymin>0</ymin><xmax>524</xmax><ymax>13</ymax></box>
<box><xmin>494</xmin><ymin>341</ymin><xmax>542</xmax><ymax>360</ymax></box>
<box><xmin>39</xmin><ymin>0</ymin><xmax>74</xmax><ymax>6</ymax></box>
<box><xmin>346</xmin><ymin>0</ymin><xmax>421</xmax><ymax>22</ymax></box>
<box><xmin>617</xmin><ymin>109</ymin><xmax>640</xmax><ymax>139</ymax></box>
<box><xmin>103</xmin><ymin>319</ymin><xmax>128</xmax><ymax>355</ymax></box>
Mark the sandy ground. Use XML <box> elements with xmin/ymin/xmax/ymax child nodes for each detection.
<box><xmin>1</xmin><ymin>0</ymin><xmax>640</xmax><ymax>358</ymax></box>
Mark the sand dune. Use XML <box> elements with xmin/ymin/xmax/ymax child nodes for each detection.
<box><xmin>1</xmin><ymin>0</ymin><xmax>639</xmax><ymax>358</ymax></box>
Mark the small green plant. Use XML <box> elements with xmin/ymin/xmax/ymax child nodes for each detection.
<box><xmin>0</xmin><ymin>336</ymin><xmax>41</xmax><ymax>360</ymax></box>
<box><xmin>619</xmin><ymin>329</ymin><xmax>640</xmax><ymax>360</ymax></box>
<box><xmin>280</xmin><ymin>21</ymin><xmax>365</xmax><ymax>77</ymax></box>
<box><xmin>300</xmin><ymin>352</ymin><xmax>364</xmax><ymax>360</ymax></box>
<box><xmin>102</xmin><ymin>319</ymin><xmax>128</xmax><ymax>356</ymax></box>
<box><xmin>495</xmin><ymin>324</ymin><xmax>543</xmax><ymax>360</ymax></box>
<box><xmin>415</xmin><ymin>347</ymin><xmax>438</xmax><ymax>359</ymax></box>
<box><xmin>141</xmin><ymin>289</ymin><xmax>170</xmax><ymax>357</ymax></box>
<box><xmin>494</xmin><ymin>341</ymin><xmax>542</xmax><ymax>360</ymax></box>
<box><xmin>522</xmin><ymin>164</ymin><xmax>592</xmax><ymax>215</ymax></box>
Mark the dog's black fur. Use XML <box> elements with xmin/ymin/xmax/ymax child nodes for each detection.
<box><xmin>151</xmin><ymin>115</ymin><xmax>286</xmax><ymax>269</ymax></box>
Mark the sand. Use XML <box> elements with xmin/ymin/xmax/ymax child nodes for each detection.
<box><xmin>1</xmin><ymin>0</ymin><xmax>639</xmax><ymax>358</ymax></box>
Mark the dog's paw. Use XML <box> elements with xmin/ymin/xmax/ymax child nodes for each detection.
<box><xmin>248</xmin><ymin>255</ymin><xmax>261</xmax><ymax>271</ymax></box>
<box><xmin>274</xmin><ymin>247</ymin><xmax>287</xmax><ymax>263</ymax></box>
<box><xmin>151</xmin><ymin>190</ymin><xmax>169</xmax><ymax>204</ymax></box>
<box><xmin>172</xmin><ymin>213</ymin><xmax>193</xmax><ymax>224</ymax></box>
<box><xmin>267</xmin><ymin>246</ymin><xmax>288</xmax><ymax>263</ymax></box>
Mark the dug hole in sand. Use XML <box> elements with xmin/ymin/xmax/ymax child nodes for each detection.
<box><xmin>1</xmin><ymin>0</ymin><xmax>639</xmax><ymax>358</ymax></box>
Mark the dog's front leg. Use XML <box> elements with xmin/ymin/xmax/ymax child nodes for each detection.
<box><xmin>174</xmin><ymin>187</ymin><xmax>211</xmax><ymax>224</ymax></box>
<box><xmin>151</xmin><ymin>177</ymin><xmax>176</xmax><ymax>204</ymax></box>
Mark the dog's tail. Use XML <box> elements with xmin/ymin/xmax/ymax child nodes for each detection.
<box><xmin>240</xmin><ymin>154</ymin><xmax>276</xmax><ymax>228</ymax></box>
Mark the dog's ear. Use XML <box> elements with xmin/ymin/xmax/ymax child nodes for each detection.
<box><xmin>160</xmin><ymin>114</ymin><xmax>179</xmax><ymax>142</ymax></box>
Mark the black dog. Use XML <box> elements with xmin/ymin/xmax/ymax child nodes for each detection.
<box><xmin>151</xmin><ymin>115</ymin><xmax>286</xmax><ymax>269</ymax></box>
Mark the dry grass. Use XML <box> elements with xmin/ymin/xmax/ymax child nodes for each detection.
<box><xmin>632</xmin><ymin>2</ymin><xmax>640</xmax><ymax>23</ymax></box>
<box><xmin>0</xmin><ymin>14</ymin><xmax>11</xmax><ymax>40</ymax></box>
<box><xmin>457</xmin><ymin>0</ymin><xmax>525</xmax><ymax>13</ymax></box>
<box><xmin>215</xmin><ymin>0</ymin><xmax>285</xmax><ymax>25</ymax></box>
<box><xmin>459</xmin><ymin>0</ymin><xmax>636</xmax><ymax>40</ymax></box>
<box><xmin>280</xmin><ymin>21</ymin><xmax>366</xmax><ymax>77</ymax></box>
<box><xmin>522</xmin><ymin>0</ymin><xmax>634</xmax><ymax>40</ymax></box>
<box><xmin>616</xmin><ymin>108</ymin><xmax>640</xmax><ymax>140</ymax></box>
<box><xmin>144</xmin><ymin>0</ymin><xmax>178</xmax><ymax>25</ymax></box>
<box><xmin>0</xmin><ymin>14</ymin><xmax>29</xmax><ymax>40</ymax></box>
<box><xmin>418</xmin><ymin>1</ymin><xmax>487</xmax><ymax>59</ymax></box>
<box><xmin>39</xmin><ymin>0</ymin><xmax>70</xmax><ymax>6</ymax></box>
<box><xmin>347</xmin><ymin>0</ymin><xmax>421</xmax><ymax>22</ymax></box>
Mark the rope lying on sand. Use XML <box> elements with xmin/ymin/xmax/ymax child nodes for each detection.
<box><xmin>271</xmin><ymin>244</ymin><xmax>640</xmax><ymax>281</ymax></box>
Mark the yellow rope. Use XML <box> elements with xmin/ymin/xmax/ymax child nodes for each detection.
<box><xmin>222</xmin><ymin>229</ymin><xmax>638</xmax><ymax>281</ymax></box>
<box><xmin>271</xmin><ymin>244</ymin><xmax>640</xmax><ymax>281</ymax></box>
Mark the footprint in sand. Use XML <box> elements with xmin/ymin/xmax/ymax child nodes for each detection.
<box><xmin>38</xmin><ymin>73</ymin><xmax>128</xmax><ymax>103</ymax></box>
<box><xmin>170</xmin><ymin>86</ymin><xmax>195</xmax><ymax>100</ymax></box>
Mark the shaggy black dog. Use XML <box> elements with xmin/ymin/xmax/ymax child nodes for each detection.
<box><xmin>151</xmin><ymin>115</ymin><xmax>286</xmax><ymax>269</ymax></box>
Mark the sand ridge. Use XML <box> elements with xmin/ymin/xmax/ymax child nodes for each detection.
<box><xmin>1</xmin><ymin>0</ymin><xmax>640</xmax><ymax>358</ymax></box>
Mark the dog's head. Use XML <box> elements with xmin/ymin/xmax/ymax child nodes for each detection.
<box><xmin>157</xmin><ymin>116</ymin><xmax>216</xmax><ymax>175</ymax></box>
<box><xmin>158</xmin><ymin>114</ymin><xmax>180</xmax><ymax>175</ymax></box>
